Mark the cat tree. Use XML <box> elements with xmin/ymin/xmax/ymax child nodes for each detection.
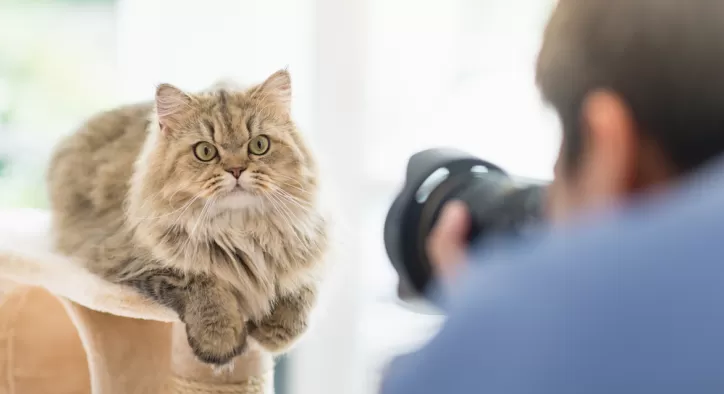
<box><xmin>0</xmin><ymin>208</ymin><xmax>275</xmax><ymax>394</ymax></box>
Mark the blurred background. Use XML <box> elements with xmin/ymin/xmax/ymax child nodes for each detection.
<box><xmin>0</xmin><ymin>0</ymin><xmax>559</xmax><ymax>393</ymax></box>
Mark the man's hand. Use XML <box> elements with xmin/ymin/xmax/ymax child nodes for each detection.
<box><xmin>426</xmin><ymin>201</ymin><xmax>471</xmax><ymax>283</ymax></box>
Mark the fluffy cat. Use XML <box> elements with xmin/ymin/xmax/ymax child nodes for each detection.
<box><xmin>47</xmin><ymin>69</ymin><xmax>329</xmax><ymax>366</ymax></box>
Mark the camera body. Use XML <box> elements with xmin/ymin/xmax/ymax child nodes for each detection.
<box><xmin>384</xmin><ymin>148</ymin><xmax>548</xmax><ymax>303</ymax></box>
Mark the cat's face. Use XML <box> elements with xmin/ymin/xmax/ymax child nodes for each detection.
<box><xmin>143</xmin><ymin>70</ymin><xmax>317</xmax><ymax>216</ymax></box>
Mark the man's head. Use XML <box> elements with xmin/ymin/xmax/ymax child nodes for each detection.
<box><xmin>537</xmin><ymin>0</ymin><xmax>724</xmax><ymax>221</ymax></box>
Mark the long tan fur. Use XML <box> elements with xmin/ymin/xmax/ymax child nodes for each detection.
<box><xmin>47</xmin><ymin>69</ymin><xmax>328</xmax><ymax>366</ymax></box>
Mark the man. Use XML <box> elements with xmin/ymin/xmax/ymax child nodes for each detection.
<box><xmin>380</xmin><ymin>0</ymin><xmax>724</xmax><ymax>392</ymax></box>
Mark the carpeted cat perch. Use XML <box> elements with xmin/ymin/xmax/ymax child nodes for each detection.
<box><xmin>0</xmin><ymin>208</ymin><xmax>275</xmax><ymax>394</ymax></box>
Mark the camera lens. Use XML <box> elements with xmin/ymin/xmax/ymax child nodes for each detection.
<box><xmin>417</xmin><ymin>167</ymin><xmax>515</xmax><ymax>247</ymax></box>
<box><xmin>384</xmin><ymin>148</ymin><xmax>547</xmax><ymax>303</ymax></box>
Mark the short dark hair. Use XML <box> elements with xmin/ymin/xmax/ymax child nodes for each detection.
<box><xmin>536</xmin><ymin>0</ymin><xmax>724</xmax><ymax>174</ymax></box>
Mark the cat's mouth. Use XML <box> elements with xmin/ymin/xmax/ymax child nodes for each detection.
<box><xmin>227</xmin><ymin>184</ymin><xmax>256</xmax><ymax>197</ymax></box>
<box><xmin>219</xmin><ymin>180</ymin><xmax>258</xmax><ymax>200</ymax></box>
<box><xmin>229</xmin><ymin>185</ymin><xmax>246</xmax><ymax>194</ymax></box>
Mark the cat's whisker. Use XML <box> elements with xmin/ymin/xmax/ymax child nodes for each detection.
<box><xmin>272</xmin><ymin>172</ymin><xmax>303</xmax><ymax>181</ymax></box>
<box><xmin>277</xmin><ymin>182</ymin><xmax>313</xmax><ymax>196</ymax></box>
<box><xmin>207</xmin><ymin>185</ymin><xmax>227</xmax><ymax>200</ymax></box>
<box><xmin>138</xmin><ymin>179</ymin><xmax>198</xmax><ymax>217</ymax></box>
<box><xmin>273</xmin><ymin>174</ymin><xmax>308</xmax><ymax>187</ymax></box>
<box><xmin>265</xmin><ymin>186</ymin><xmax>297</xmax><ymax>208</ymax></box>
<box><xmin>273</xmin><ymin>192</ymin><xmax>313</xmax><ymax>216</ymax></box>
<box><xmin>191</xmin><ymin>197</ymin><xmax>215</xmax><ymax>237</ymax></box>
<box><xmin>203</xmin><ymin>175</ymin><xmax>225</xmax><ymax>191</ymax></box>
<box><xmin>264</xmin><ymin>193</ymin><xmax>292</xmax><ymax>233</ymax></box>
<box><xmin>193</xmin><ymin>198</ymin><xmax>217</xmax><ymax>258</ymax></box>
<box><xmin>250</xmin><ymin>172</ymin><xmax>311</xmax><ymax>198</ymax></box>
<box><xmin>275</xmin><ymin>186</ymin><xmax>313</xmax><ymax>206</ymax></box>
<box><xmin>131</xmin><ymin>190</ymin><xmax>205</xmax><ymax>222</ymax></box>
<box><xmin>180</xmin><ymin>198</ymin><xmax>213</xmax><ymax>262</ymax></box>
<box><xmin>265</xmin><ymin>191</ymin><xmax>296</xmax><ymax>227</ymax></box>
<box><xmin>267</xmin><ymin>185</ymin><xmax>314</xmax><ymax>214</ymax></box>
<box><xmin>268</xmin><ymin>190</ymin><xmax>316</xmax><ymax>239</ymax></box>
<box><xmin>134</xmin><ymin>187</ymin><xmax>170</xmax><ymax>212</ymax></box>
<box><xmin>168</xmin><ymin>192</ymin><xmax>206</xmax><ymax>230</ymax></box>
<box><xmin>165</xmin><ymin>183</ymin><xmax>192</xmax><ymax>206</ymax></box>
<box><xmin>273</xmin><ymin>180</ymin><xmax>315</xmax><ymax>200</ymax></box>
<box><xmin>267</xmin><ymin>190</ymin><xmax>319</xmax><ymax>257</ymax></box>
<box><xmin>266</xmin><ymin>192</ymin><xmax>305</xmax><ymax>245</ymax></box>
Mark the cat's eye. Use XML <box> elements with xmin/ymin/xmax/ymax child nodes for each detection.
<box><xmin>248</xmin><ymin>135</ymin><xmax>270</xmax><ymax>155</ymax></box>
<box><xmin>193</xmin><ymin>142</ymin><xmax>218</xmax><ymax>162</ymax></box>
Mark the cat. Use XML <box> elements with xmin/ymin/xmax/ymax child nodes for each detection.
<box><xmin>46</xmin><ymin>69</ymin><xmax>329</xmax><ymax>366</ymax></box>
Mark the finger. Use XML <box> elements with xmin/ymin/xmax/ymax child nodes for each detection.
<box><xmin>437</xmin><ymin>201</ymin><xmax>471</xmax><ymax>244</ymax></box>
<box><xmin>427</xmin><ymin>201</ymin><xmax>471</xmax><ymax>277</ymax></box>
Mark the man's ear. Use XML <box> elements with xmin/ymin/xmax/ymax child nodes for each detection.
<box><xmin>155</xmin><ymin>83</ymin><xmax>194</xmax><ymax>133</ymax></box>
<box><xmin>580</xmin><ymin>90</ymin><xmax>638</xmax><ymax>199</ymax></box>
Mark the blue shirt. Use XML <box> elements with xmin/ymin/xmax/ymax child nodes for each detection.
<box><xmin>379</xmin><ymin>159</ymin><xmax>724</xmax><ymax>394</ymax></box>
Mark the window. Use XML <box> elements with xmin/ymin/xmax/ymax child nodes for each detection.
<box><xmin>354</xmin><ymin>0</ymin><xmax>559</xmax><ymax>391</ymax></box>
<box><xmin>0</xmin><ymin>0</ymin><xmax>117</xmax><ymax>208</ymax></box>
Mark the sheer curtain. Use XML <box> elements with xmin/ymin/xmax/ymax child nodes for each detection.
<box><xmin>116</xmin><ymin>0</ymin><xmax>559</xmax><ymax>393</ymax></box>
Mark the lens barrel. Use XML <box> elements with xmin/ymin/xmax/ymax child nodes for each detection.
<box><xmin>384</xmin><ymin>148</ymin><xmax>548</xmax><ymax>303</ymax></box>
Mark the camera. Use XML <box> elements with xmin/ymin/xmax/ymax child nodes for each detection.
<box><xmin>384</xmin><ymin>148</ymin><xmax>548</xmax><ymax>305</ymax></box>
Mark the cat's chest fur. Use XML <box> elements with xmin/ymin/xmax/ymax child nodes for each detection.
<box><xmin>136</xmin><ymin>207</ymin><xmax>326</xmax><ymax>316</ymax></box>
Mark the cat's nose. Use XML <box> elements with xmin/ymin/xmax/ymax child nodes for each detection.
<box><xmin>225</xmin><ymin>167</ymin><xmax>246</xmax><ymax>179</ymax></box>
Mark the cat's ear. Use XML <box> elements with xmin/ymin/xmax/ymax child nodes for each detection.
<box><xmin>155</xmin><ymin>83</ymin><xmax>194</xmax><ymax>132</ymax></box>
<box><xmin>254</xmin><ymin>69</ymin><xmax>292</xmax><ymax>111</ymax></box>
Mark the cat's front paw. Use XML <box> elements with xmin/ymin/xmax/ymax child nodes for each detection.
<box><xmin>185</xmin><ymin>317</ymin><xmax>248</xmax><ymax>366</ymax></box>
<box><xmin>247</xmin><ymin>315</ymin><xmax>308</xmax><ymax>354</ymax></box>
